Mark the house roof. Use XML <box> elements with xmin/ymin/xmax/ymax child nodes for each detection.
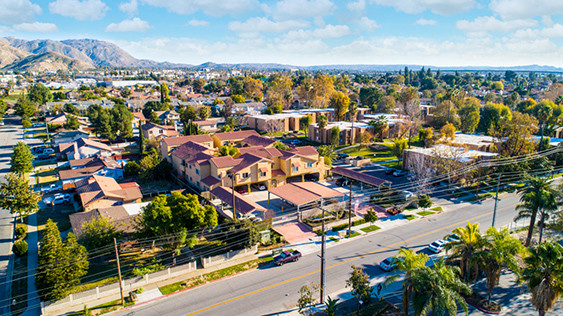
<box><xmin>209</xmin><ymin>156</ymin><xmax>242</xmax><ymax>169</ymax></box>
<box><xmin>279</xmin><ymin>146</ymin><xmax>319</xmax><ymax>160</ymax></box>
<box><xmin>242</xmin><ymin>135</ymin><xmax>276</xmax><ymax>147</ymax></box>
<box><xmin>210</xmin><ymin>186</ymin><xmax>266</xmax><ymax>215</ymax></box>
<box><xmin>238</xmin><ymin>146</ymin><xmax>282</xmax><ymax>159</ymax></box>
<box><xmin>193</xmin><ymin>120</ymin><xmax>217</xmax><ymax>126</ymax></box>
<box><xmin>228</xmin><ymin>153</ymin><xmax>272</xmax><ymax>174</ymax></box>
<box><xmin>213</xmin><ymin>130</ymin><xmax>259</xmax><ymax>141</ymax></box>
<box><xmin>201</xmin><ymin>176</ymin><xmax>221</xmax><ymax>187</ymax></box>
<box><xmin>331</xmin><ymin>167</ymin><xmax>391</xmax><ymax>186</ymax></box>
<box><xmin>184</xmin><ymin>152</ymin><xmax>214</xmax><ymax>166</ymax></box>
<box><xmin>171</xmin><ymin>141</ymin><xmax>213</xmax><ymax>160</ymax></box>
<box><xmin>133</xmin><ymin>112</ymin><xmax>146</xmax><ymax>121</ymax></box>
<box><xmin>141</xmin><ymin>122</ymin><xmax>177</xmax><ymax>131</ymax></box>
<box><xmin>162</xmin><ymin>134</ymin><xmax>213</xmax><ymax>146</ymax></box>
<box><xmin>75</xmin><ymin>175</ymin><xmax>142</xmax><ymax>207</ymax></box>
<box><xmin>268</xmin><ymin>182</ymin><xmax>344</xmax><ymax>206</ymax></box>
<box><xmin>78</xmin><ymin>138</ymin><xmax>112</xmax><ymax>152</ymax></box>
<box><xmin>52</xmin><ymin>130</ymin><xmax>89</xmax><ymax>139</ymax></box>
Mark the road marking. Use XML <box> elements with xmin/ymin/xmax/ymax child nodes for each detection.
<box><xmin>185</xmin><ymin>205</ymin><xmax>512</xmax><ymax>316</ymax></box>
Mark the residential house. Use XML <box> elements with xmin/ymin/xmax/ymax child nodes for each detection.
<box><xmin>75</xmin><ymin>175</ymin><xmax>143</xmax><ymax>212</ymax></box>
<box><xmin>308</xmin><ymin>121</ymin><xmax>373</xmax><ymax>145</ymax></box>
<box><xmin>59</xmin><ymin>156</ymin><xmax>124</xmax><ymax>190</ymax></box>
<box><xmin>193</xmin><ymin>119</ymin><xmax>218</xmax><ymax>133</ymax></box>
<box><xmin>46</xmin><ymin>112</ymin><xmax>90</xmax><ymax>129</ymax></box>
<box><xmin>241</xmin><ymin>135</ymin><xmax>276</xmax><ymax>147</ymax></box>
<box><xmin>69</xmin><ymin>202</ymin><xmax>150</xmax><ymax>238</ymax></box>
<box><xmin>154</xmin><ymin>110</ymin><xmax>180</xmax><ymax>124</ymax></box>
<box><xmin>159</xmin><ymin>134</ymin><xmax>214</xmax><ymax>161</ymax></box>
<box><xmin>141</xmin><ymin>122</ymin><xmax>179</xmax><ymax>139</ymax></box>
<box><xmin>51</xmin><ymin>129</ymin><xmax>89</xmax><ymax>145</ymax></box>
<box><xmin>211</xmin><ymin>130</ymin><xmax>260</xmax><ymax>148</ymax></box>
<box><xmin>58</xmin><ymin>138</ymin><xmax>114</xmax><ymax>160</ymax></box>
<box><xmin>132</xmin><ymin>112</ymin><xmax>147</xmax><ymax>128</ymax></box>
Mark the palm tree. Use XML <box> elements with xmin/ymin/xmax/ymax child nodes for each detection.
<box><xmin>385</xmin><ymin>249</ymin><xmax>428</xmax><ymax>315</ymax></box>
<box><xmin>516</xmin><ymin>176</ymin><xmax>557</xmax><ymax>246</ymax></box>
<box><xmin>411</xmin><ymin>258</ymin><xmax>471</xmax><ymax>316</ymax></box>
<box><xmin>349</xmin><ymin>101</ymin><xmax>358</xmax><ymax>145</ymax></box>
<box><xmin>369</xmin><ymin>115</ymin><xmax>388</xmax><ymax>141</ymax></box>
<box><xmin>522</xmin><ymin>242</ymin><xmax>563</xmax><ymax>316</ymax></box>
<box><xmin>446</xmin><ymin>222</ymin><xmax>485</xmax><ymax>282</ymax></box>
<box><xmin>479</xmin><ymin>227</ymin><xmax>524</xmax><ymax>303</ymax></box>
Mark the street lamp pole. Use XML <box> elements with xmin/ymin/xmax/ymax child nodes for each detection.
<box><xmin>320</xmin><ymin>205</ymin><xmax>326</xmax><ymax>304</ymax></box>
<box><xmin>492</xmin><ymin>172</ymin><xmax>501</xmax><ymax>227</ymax></box>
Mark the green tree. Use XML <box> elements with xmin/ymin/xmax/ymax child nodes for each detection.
<box><xmin>12</xmin><ymin>239</ymin><xmax>28</xmax><ymax>256</ymax></box>
<box><xmin>369</xmin><ymin>115</ymin><xmax>388</xmax><ymax>141</ymax></box>
<box><xmin>359</xmin><ymin>87</ymin><xmax>384</xmax><ymax>110</ymax></box>
<box><xmin>10</xmin><ymin>141</ymin><xmax>34</xmax><ymax>174</ymax></box>
<box><xmin>346</xmin><ymin>265</ymin><xmax>373</xmax><ymax>307</ymax></box>
<box><xmin>440</xmin><ymin>122</ymin><xmax>456</xmax><ymax>140</ymax></box>
<box><xmin>392</xmin><ymin>138</ymin><xmax>408</xmax><ymax>161</ymax></box>
<box><xmin>0</xmin><ymin>172</ymin><xmax>40</xmax><ymax>222</ymax></box>
<box><xmin>110</xmin><ymin>103</ymin><xmax>134</xmax><ymax>139</ymax></box>
<box><xmin>522</xmin><ymin>242</ymin><xmax>563</xmax><ymax>316</ymax></box>
<box><xmin>458</xmin><ymin>99</ymin><xmax>480</xmax><ymax>133</ymax></box>
<box><xmin>160</xmin><ymin>83</ymin><xmax>170</xmax><ymax>103</ymax></box>
<box><xmin>317</xmin><ymin>114</ymin><xmax>328</xmax><ymax>129</ymax></box>
<box><xmin>219</xmin><ymin>145</ymin><xmax>240</xmax><ymax>157</ymax></box>
<box><xmin>479</xmin><ymin>227</ymin><xmax>524</xmax><ymax>303</ymax></box>
<box><xmin>15</xmin><ymin>96</ymin><xmax>37</xmax><ymax>118</ymax></box>
<box><xmin>364</xmin><ymin>208</ymin><xmax>378</xmax><ymax>227</ymax></box>
<box><xmin>492</xmin><ymin>111</ymin><xmax>538</xmax><ymax>157</ymax></box>
<box><xmin>516</xmin><ymin>176</ymin><xmax>558</xmax><ymax>246</ymax></box>
<box><xmin>198</xmin><ymin>106</ymin><xmax>210</xmax><ymax>120</ymax></box>
<box><xmin>272</xmin><ymin>141</ymin><xmax>290</xmax><ymax>150</ymax></box>
<box><xmin>330</xmin><ymin>91</ymin><xmax>350</xmax><ymax>121</ymax></box>
<box><xmin>80</xmin><ymin>216</ymin><xmax>122</xmax><ymax>251</ymax></box>
<box><xmin>0</xmin><ymin>99</ymin><xmax>8</xmax><ymax>122</ymax></box>
<box><xmin>478</xmin><ymin>102</ymin><xmax>511</xmax><ymax>134</ymax></box>
<box><xmin>64</xmin><ymin>115</ymin><xmax>80</xmax><ymax>130</ymax></box>
<box><xmin>297</xmin><ymin>283</ymin><xmax>319</xmax><ymax>315</ymax></box>
<box><xmin>22</xmin><ymin>119</ymin><xmax>31</xmax><ymax>128</ymax></box>
<box><xmin>446</xmin><ymin>222</ymin><xmax>485</xmax><ymax>281</ymax></box>
<box><xmin>535</xmin><ymin>100</ymin><xmax>554</xmax><ymax>151</ymax></box>
<box><xmin>324</xmin><ymin>296</ymin><xmax>339</xmax><ymax>316</ymax></box>
<box><xmin>64</xmin><ymin>103</ymin><xmax>79</xmax><ymax>115</ymax></box>
<box><xmin>418</xmin><ymin>194</ymin><xmax>432</xmax><ymax>208</ymax></box>
<box><xmin>385</xmin><ymin>249</ymin><xmax>428</xmax><ymax>315</ymax></box>
<box><xmin>28</xmin><ymin>83</ymin><xmax>53</xmax><ymax>104</ymax></box>
<box><xmin>418</xmin><ymin>127</ymin><xmax>434</xmax><ymax>148</ymax></box>
<box><xmin>433</xmin><ymin>100</ymin><xmax>460</xmax><ymax>129</ymax></box>
<box><xmin>36</xmin><ymin>219</ymin><xmax>89</xmax><ymax>301</ymax></box>
<box><xmin>231</xmin><ymin>94</ymin><xmax>245</xmax><ymax>103</ymax></box>
<box><xmin>299</xmin><ymin>115</ymin><xmax>313</xmax><ymax>137</ymax></box>
<box><xmin>376</xmin><ymin>95</ymin><xmax>396</xmax><ymax>113</ymax></box>
<box><xmin>330</xmin><ymin>126</ymin><xmax>340</xmax><ymax>145</ymax></box>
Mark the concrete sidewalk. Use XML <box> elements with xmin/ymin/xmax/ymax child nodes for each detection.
<box><xmin>20</xmin><ymin>212</ymin><xmax>40</xmax><ymax>316</ymax></box>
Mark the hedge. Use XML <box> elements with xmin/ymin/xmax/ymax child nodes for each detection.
<box><xmin>13</xmin><ymin>240</ymin><xmax>28</xmax><ymax>256</ymax></box>
<box><xmin>331</xmin><ymin>218</ymin><xmax>366</xmax><ymax>232</ymax></box>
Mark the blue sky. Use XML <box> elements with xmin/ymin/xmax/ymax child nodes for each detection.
<box><xmin>2</xmin><ymin>0</ymin><xmax>563</xmax><ymax>67</ymax></box>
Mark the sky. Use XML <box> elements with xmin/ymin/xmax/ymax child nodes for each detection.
<box><xmin>2</xmin><ymin>0</ymin><xmax>563</xmax><ymax>67</ymax></box>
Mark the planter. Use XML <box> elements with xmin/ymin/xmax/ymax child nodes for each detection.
<box><xmin>464</xmin><ymin>292</ymin><xmax>501</xmax><ymax>315</ymax></box>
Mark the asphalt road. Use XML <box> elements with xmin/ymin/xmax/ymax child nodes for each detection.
<box><xmin>0</xmin><ymin>116</ymin><xmax>25</xmax><ymax>315</ymax></box>
<box><xmin>114</xmin><ymin>192</ymin><xmax>521</xmax><ymax>316</ymax></box>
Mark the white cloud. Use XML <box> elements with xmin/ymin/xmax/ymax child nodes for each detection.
<box><xmin>229</xmin><ymin>17</ymin><xmax>309</xmax><ymax>34</ymax></box>
<box><xmin>359</xmin><ymin>17</ymin><xmax>379</xmax><ymax>30</ymax></box>
<box><xmin>372</xmin><ymin>0</ymin><xmax>475</xmax><ymax>15</ymax></box>
<box><xmin>512</xmin><ymin>24</ymin><xmax>563</xmax><ymax>39</ymax></box>
<box><xmin>416</xmin><ymin>18</ymin><xmax>436</xmax><ymax>26</ymax></box>
<box><xmin>141</xmin><ymin>0</ymin><xmax>258</xmax><ymax>17</ymax></box>
<box><xmin>347</xmin><ymin>0</ymin><xmax>365</xmax><ymax>11</ymax></box>
<box><xmin>187</xmin><ymin>19</ymin><xmax>209</xmax><ymax>27</ymax></box>
<box><xmin>456</xmin><ymin>16</ymin><xmax>537</xmax><ymax>33</ymax></box>
<box><xmin>13</xmin><ymin>22</ymin><xmax>59</xmax><ymax>33</ymax></box>
<box><xmin>285</xmin><ymin>24</ymin><xmax>350</xmax><ymax>40</ymax></box>
<box><xmin>49</xmin><ymin>0</ymin><xmax>109</xmax><ymax>21</ymax></box>
<box><xmin>119</xmin><ymin>0</ymin><xmax>138</xmax><ymax>16</ymax></box>
<box><xmin>105</xmin><ymin>17</ymin><xmax>150</xmax><ymax>32</ymax></box>
<box><xmin>489</xmin><ymin>0</ymin><xmax>563</xmax><ymax>20</ymax></box>
<box><xmin>273</xmin><ymin>0</ymin><xmax>335</xmax><ymax>19</ymax></box>
<box><xmin>0</xmin><ymin>0</ymin><xmax>42</xmax><ymax>24</ymax></box>
<box><xmin>542</xmin><ymin>16</ymin><xmax>553</xmax><ymax>27</ymax></box>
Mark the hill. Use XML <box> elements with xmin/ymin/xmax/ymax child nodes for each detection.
<box><xmin>3</xmin><ymin>52</ymin><xmax>94</xmax><ymax>72</ymax></box>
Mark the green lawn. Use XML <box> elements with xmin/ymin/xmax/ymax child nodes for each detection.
<box><xmin>360</xmin><ymin>225</ymin><xmax>381</xmax><ymax>233</ymax></box>
<box><xmin>381</xmin><ymin>160</ymin><xmax>402</xmax><ymax>169</ymax></box>
<box><xmin>341</xmin><ymin>143</ymin><xmax>396</xmax><ymax>163</ymax></box>
<box><xmin>344</xmin><ymin>231</ymin><xmax>361</xmax><ymax>238</ymax></box>
<box><xmin>417</xmin><ymin>210</ymin><xmax>435</xmax><ymax>217</ymax></box>
<box><xmin>430</xmin><ymin>206</ymin><xmax>443</xmax><ymax>212</ymax></box>
<box><xmin>35</xmin><ymin>168</ymin><xmax>59</xmax><ymax>185</ymax></box>
<box><xmin>329</xmin><ymin>237</ymin><xmax>339</xmax><ymax>242</ymax></box>
<box><xmin>404</xmin><ymin>214</ymin><xmax>415</xmax><ymax>220</ymax></box>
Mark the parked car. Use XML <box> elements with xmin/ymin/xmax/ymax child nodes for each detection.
<box><xmin>445</xmin><ymin>233</ymin><xmax>460</xmax><ymax>243</ymax></box>
<box><xmin>337</xmin><ymin>153</ymin><xmax>349</xmax><ymax>160</ymax></box>
<box><xmin>44</xmin><ymin>193</ymin><xmax>70</xmax><ymax>206</ymax></box>
<box><xmin>393</xmin><ymin>170</ymin><xmax>408</xmax><ymax>177</ymax></box>
<box><xmin>41</xmin><ymin>184</ymin><xmax>61</xmax><ymax>194</ymax></box>
<box><xmin>335</xmin><ymin>177</ymin><xmax>350</xmax><ymax>186</ymax></box>
<box><xmin>385</xmin><ymin>168</ymin><xmax>396</xmax><ymax>175</ymax></box>
<box><xmin>304</xmin><ymin>174</ymin><xmax>319</xmax><ymax>182</ymax></box>
<box><xmin>236</xmin><ymin>188</ymin><xmax>246</xmax><ymax>194</ymax></box>
<box><xmin>379</xmin><ymin>257</ymin><xmax>398</xmax><ymax>271</ymax></box>
<box><xmin>33</xmin><ymin>147</ymin><xmax>46</xmax><ymax>154</ymax></box>
<box><xmin>428</xmin><ymin>240</ymin><xmax>447</xmax><ymax>253</ymax></box>
<box><xmin>36</xmin><ymin>154</ymin><xmax>52</xmax><ymax>160</ymax></box>
<box><xmin>42</xmin><ymin>148</ymin><xmax>54</xmax><ymax>154</ymax></box>
<box><xmin>32</xmin><ymin>123</ymin><xmax>45</xmax><ymax>128</ymax></box>
<box><xmin>252</xmin><ymin>184</ymin><xmax>267</xmax><ymax>191</ymax></box>
<box><xmin>274</xmin><ymin>250</ymin><xmax>302</xmax><ymax>265</ymax></box>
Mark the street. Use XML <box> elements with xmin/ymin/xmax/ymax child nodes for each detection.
<box><xmin>113</xmin><ymin>192</ymin><xmax>521</xmax><ymax>316</ymax></box>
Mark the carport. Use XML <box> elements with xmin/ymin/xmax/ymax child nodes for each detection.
<box><xmin>267</xmin><ymin>182</ymin><xmax>344</xmax><ymax>215</ymax></box>
<box><xmin>331</xmin><ymin>166</ymin><xmax>391</xmax><ymax>190</ymax></box>
<box><xmin>210</xmin><ymin>186</ymin><xmax>266</xmax><ymax>220</ymax></box>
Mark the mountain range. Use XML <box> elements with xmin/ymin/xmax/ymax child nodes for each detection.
<box><xmin>1</xmin><ymin>37</ymin><xmax>563</xmax><ymax>73</ymax></box>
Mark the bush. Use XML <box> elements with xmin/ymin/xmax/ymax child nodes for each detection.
<box><xmin>418</xmin><ymin>194</ymin><xmax>432</xmax><ymax>208</ymax></box>
<box><xmin>352</xmin><ymin>219</ymin><xmax>366</xmax><ymax>226</ymax></box>
<box><xmin>136</xmin><ymin>287</ymin><xmax>144</xmax><ymax>294</ymax></box>
<box><xmin>15</xmin><ymin>225</ymin><xmax>27</xmax><ymax>239</ymax></box>
<box><xmin>13</xmin><ymin>240</ymin><xmax>28</xmax><ymax>256</ymax></box>
<box><xmin>22</xmin><ymin>120</ymin><xmax>31</xmax><ymax>128</ymax></box>
<box><xmin>331</xmin><ymin>219</ymin><xmax>366</xmax><ymax>232</ymax></box>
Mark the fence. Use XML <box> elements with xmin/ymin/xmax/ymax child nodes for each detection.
<box><xmin>201</xmin><ymin>244</ymin><xmax>258</xmax><ymax>269</ymax></box>
<box><xmin>41</xmin><ymin>261</ymin><xmax>197</xmax><ymax>315</ymax></box>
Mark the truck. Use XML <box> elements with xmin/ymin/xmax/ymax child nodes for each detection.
<box><xmin>273</xmin><ymin>250</ymin><xmax>302</xmax><ymax>265</ymax></box>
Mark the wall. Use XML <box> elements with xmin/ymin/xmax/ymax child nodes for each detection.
<box><xmin>201</xmin><ymin>244</ymin><xmax>258</xmax><ymax>268</ymax></box>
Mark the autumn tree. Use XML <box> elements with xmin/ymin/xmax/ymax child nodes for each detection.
<box><xmin>243</xmin><ymin>77</ymin><xmax>264</xmax><ymax>101</ymax></box>
<box><xmin>397</xmin><ymin>87</ymin><xmax>421</xmax><ymax>143</ymax></box>
<box><xmin>377</xmin><ymin>95</ymin><xmax>396</xmax><ymax>113</ymax></box>
<box><xmin>492</xmin><ymin>112</ymin><xmax>538</xmax><ymax>157</ymax></box>
<box><xmin>160</xmin><ymin>83</ymin><xmax>170</xmax><ymax>103</ymax></box>
<box><xmin>433</xmin><ymin>100</ymin><xmax>460</xmax><ymax>129</ymax></box>
<box><xmin>330</xmin><ymin>91</ymin><xmax>350</xmax><ymax>121</ymax></box>
<box><xmin>440</xmin><ymin>122</ymin><xmax>456</xmax><ymax>140</ymax></box>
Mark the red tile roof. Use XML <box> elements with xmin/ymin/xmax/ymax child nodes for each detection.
<box><xmin>171</xmin><ymin>141</ymin><xmax>213</xmax><ymax>160</ymax></box>
<box><xmin>201</xmin><ymin>176</ymin><xmax>221</xmax><ymax>187</ymax></box>
<box><xmin>210</xmin><ymin>156</ymin><xmax>242</xmax><ymax>168</ymax></box>
<box><xmin>228</xmin><ymin>153</ymin><xmax>271</xmax><ymax>174</ymax></box>
<box><xmin>213</xmin><ymin>130</ymin><xmax>259</xmax><ymax>141</ymax></box>
<box><xmin>162</xmin><ymin>134</ymin><xmax>213</xmax><ymax>146</ymax></box>
<box><xmin>331</xmin><ymin>167</ymin><xmax>391</xmax><ymax>186</ymax></box>
<box><xmin>210</xmin><ymin>186</ymin><xmax>266</xmax><ymax>215</ymax></box>
<box><xmin>242</xmin><ymin>135</ymin><xmax>276</xmax><ymax>147</ymax></box>
<box><xmin>238</xmin><ymin>146</ymin><xmax>282</xmax><ymax>159</ymax></box>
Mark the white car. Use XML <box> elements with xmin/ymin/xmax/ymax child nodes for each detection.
<box><xmin>44</xmin><ymin>193</ymin><xmax>70</xmax><ymax>206</ymax></box>
<box><xmin>428</xmin><ymin>240</ymin><xmax>447</xmax><ymax>253</ymax></box>
<box><xmin>42</xmin><ymin>148</ymin><xmax>55</xmax><ymax>154</ymax></box>
<box><xmin>41</xmin><ymin>184</ymin><xmax>61</xmax><ymax>193</ymax></box>
<box><xmin>445</xmin><ymin>233</ymin><xmax>461</xmax><ymax>243</ymax></box>
<box><xmin>379</xmin><ymin>257</ymin><xmax>398</xmax><ymax>271</ymax></box>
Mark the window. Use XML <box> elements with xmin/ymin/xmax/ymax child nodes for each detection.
<box><xmin>260</xmin><ymin>171</ymin><xmax>266</xmax><ymax>177</ymax></box>
<box><xmin>292</xmin><ymin>166</ymin><xmax>299</xmax><ymax>172</ymax></box>
<box><xmin>196</xmin><ymin>169</ymin><xmax>200</xmax><ymax>175</ymax></box>
<box><xmin>159</xmin><ymin>129</ymin><xmax>163</xmax><ymax>134</ymax></box>
<box><xmin>306</xmin><ymin>162</ymin><xmax>313</xmax><ymax>168</ymax></box>
<box><xmin>242</xmin><ymin>172</ymin><xmax>250</xmax><ymax>178</ymax></box>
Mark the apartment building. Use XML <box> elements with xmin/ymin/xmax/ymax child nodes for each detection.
<box><xmin>308</xmin><ymin>121</ymin><xmax>373</xmax><ymax>145</ymax></box>
<box><xmin>159</xmin><ymin>134</ymin><xmax>214</xmax><ymax>161</ymax></box>
<box><xmin>211</xmin><ymin>130</ymin><xmax>260</xmax><ymax>148</ymax></box>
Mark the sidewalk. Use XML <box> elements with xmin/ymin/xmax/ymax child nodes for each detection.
<box><xmin>21</xmin><ymin>212</ymin><xmax>40</xmax><ymax>316</ymax></box>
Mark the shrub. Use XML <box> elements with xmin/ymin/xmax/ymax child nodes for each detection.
<box><xmin>136</xmin><ymin>287</ymin><xmax>144</xmax><ymax>294</ymax></box>
<box><xmin>331</xmin><ymin>223</ymin><xmax>348</xmax><ymax>232</ymax></box>
<box><xmin>418</xmin><ymin>194</ymin><xmax>432</xmax><ymax>208</ymax></box>
<box><xmin>352</xmin><ymin>219</ymin><xmax>366</xmax><ymax>226</ymax></box>
<box><xmin>13</xmin><ymin>240</ymin><xmax>28</xmax><ymax>256</ymax></box>
<box><xmin>15</xmin><ymin>225</ymin><xmax>27</xmax><ymax>239</ymax></box>
<box><xmin>22</xmin><ymin>120</ymin><xmax>31</xmax><ymax>128</ymax></box>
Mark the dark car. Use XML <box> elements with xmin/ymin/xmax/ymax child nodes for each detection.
<box><xmin>385</xmin><ymin>168</ymin><xmax>396</xmax><ymax>175</ymax></box>
<box><xmin>36</xmin><ymin>154</ymin><xmax>52</xmax><ymax>160</ymax></box>
<box><xmin>337</xmin><ymin>153</ymin><xmax>350</xmax><ymax>160</ymax></box>
<box><xmin>274</xmin><ymin>250</ymin><xmax>302</xmax><ymax>265</ymax></box>
<box><xmin>335</xmin><ymin>177</ymin><xmax>350</xmax><ymax>186</ymax></box>
<box><xmin>304</xmin><ymin>174</ymin><xmax>319</xmax><ymax>182</ymax></box>
<box><xmin>33</xmin><ymin>147</ymin><xmax>46</xmax><ymax>154</ymax></box>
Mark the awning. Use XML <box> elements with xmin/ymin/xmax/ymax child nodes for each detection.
<box><xmin>292</xmin><ymin>161</ymin><xmax>301</xmax><ymax>167</ymax></box>
<box><xmin>259</xmin><ymin>166</ymin><xmax>268</xmax><ymax>173</ymax></box>
<box><xmin>268</xmin><ymin>182</ymin><xmax>344</xmax><ymax>206</ymax></box>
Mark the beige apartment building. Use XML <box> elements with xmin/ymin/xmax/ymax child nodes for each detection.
<box><xmin>159</xmin><ymin>134</ymin><xmax>214</xmax><ymax>161</ymax></box>
<box><xmin>308</xmin><ymin>121</ymin><xmax>373</xmax><ymax>145</ymax></box>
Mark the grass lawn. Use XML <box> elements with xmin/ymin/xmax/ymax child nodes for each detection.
<box><xmin>404</xmin><ymin>214</ymin><xmax>415</xmax><ymax>221</ymax></box>
<box><xmin>329</xmin><ymin>237</ymin><xmax>339</xmax><ymax>242</ymax></box>
<box><xmin>341</xmin><ymin>143</ymin><xmax>396</xmax><ymax>163</ymax></box>
<box><xmin>68</xmin><ymin>298</ymin><xmax>135</xmax><ymax>315</ymax></box>
<box><xmin>430</xmin><ymin>206</ymin><xmax>443</xmax><ymax>212</ymax></box>
<box><xmin>382</xmin><ymin>160</ymin><xmax>402</xmax><ymax>169</ymax></box>
<box><xmin>417</xmin><ymin>210</ymin><xmax>435</xmax><ymax>217</ymax></box>
<box><xmin>404</xmin><ymin>206</ymin><xmax>417</xmax><ymax>211</ymax></box>
<box><xmin>35</xmin><ymin>168</ymin><xmax>59</xmax><ymax>185</ymax></box>
<box><xmin>37</xmin><ymin>205</ymin><xmax>73</xmax><ymax>238</ymax></box>
<box><xmin>159</xmin><ymin>256</ymin><xmax>273</xmax><ymax>295</ymax></box>
<box><xmin>360</xmin><ymin>225</ymin><xmax>381</xmax><ymax>233</ymax></box>
<box><xmin>344</xmin><ymin>231</ymin><xmax>361</xmax><ymax>238</ymax></box>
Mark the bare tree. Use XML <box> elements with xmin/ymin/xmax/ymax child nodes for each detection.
<box><xmin>265</xmin><ymin>120</ymin><xmax>284</xmax><ymax>137</ymax></box>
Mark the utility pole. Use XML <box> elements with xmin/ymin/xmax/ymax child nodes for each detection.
<box><xmin>231</xmin><ymin>172</ymin><xmax>237</xmax><ymax>221</ymax></box>
<box><xmin>114</xmin><ymin>238</ymin><xmax>124</xmax><ymax>306</ymax></box>
<box><xmin>320</xmin><ymin>205</ymin><xmax>326</xmax><ymax>304</ymax></box>
<box><xmin>348</xmin><ymin>177</ymin><xmax>352</xmax><ymax>238</ymax></box>
<box><xmin>492</xmin><ymin>172</ymin><xmax>501</xmax><ymax>227</ymax></box>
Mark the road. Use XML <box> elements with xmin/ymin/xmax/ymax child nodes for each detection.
<box><xmin>114</xmin><ymin>192</ymin><xmax>521</xmax><ymax>316</ymax></box>
<box><xmin>0</xmin><ymin>115</ymin><xmax>25</xmax><ymax>315</ymax></box>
